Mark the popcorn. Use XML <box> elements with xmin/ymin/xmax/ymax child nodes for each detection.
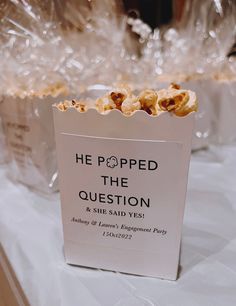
<box><xmin>6</xmin><ymin>83</ymin><xmax>69</xmax><ymax>100</ymax></box>
<box><xmin>57</xmin><ymin>101</ymin><xmax>71</xmax><ymax>111</ymax></box>
<box><xmin>138</xmin><ymin>89</ymin><xmax>158</xmax><ymax>115</ymax></box>
<box><xmin>96</xmin><ymin>85</ymin><xmax>132</xmax><ymax>113</ymax></box>
<box><xmin>57</xmin><ymin>84</ymin><xmax>198</xmax><ymax>117</ymax></box>
<box><xmin>174</xmin><ymin>91</ymin><xmax>198</xmax><ymax>117</ymax></box>
<box><xmin>169</xmin><ymin>83</ymin><xmax>181</xmax><ymax>90</ymax></box>
<box><xmin>96</xmin><ymin>96</ymin><xmax>116</xmax><ymax>113</ymax></box>
<box><xmin>157</xmin><ymin>84</ymin><xmax>198</xmax><ymax>117</ymax></box>
<box><xmin>109</xmin><ymin>92</ymin><xmax>126</xmax><ymax>110</ymax></box>
<box><xmin>109</xmin><ymin>85</ymin><xmax>132</xmax><ymax>109</ymax></box>
<box><xmin>121</xmin><ymin>97</ymin><xmax>141</xmax><ymax>115</ymax></box>
<box><xmin>158</xmin><ymin>89</ymin><xmax>189</xmax><ymax>112</ymax></box>
<box><xmin>58</xmin><ymin>99</ymin><xmax>87</xmax><ymax>112</ymax></box>
<box><xmin>72</xmin><ymin>100</ymin><xmax>87</xmax><ymax>112</ymax></box>
<box><xmin>38</xmin><ymin>83</ymin><xmax>69</xmax><ymax>98</ymax></box>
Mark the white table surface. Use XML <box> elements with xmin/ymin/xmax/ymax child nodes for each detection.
<box><xmin>0</xmin><ymin>145</ymin><xmax>236</xmax><ymax>306</ymax></box>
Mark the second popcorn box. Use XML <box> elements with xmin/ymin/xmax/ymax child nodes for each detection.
<box><xmin>53</xmin><ymin>85</ymin><xmax>197</xmax><ymax>280</ymax></box>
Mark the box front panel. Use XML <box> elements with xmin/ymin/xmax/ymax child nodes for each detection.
<box><xmin>57</xmin><ymin>132</ymin><xmax>185</xmax><ymax>279</ymax></box>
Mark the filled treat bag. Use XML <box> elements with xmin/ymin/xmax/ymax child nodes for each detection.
<box><xmin>154</xmin><ymin>75</ymin><xmax>213</xmax><ymax>150</ymax></box>
<box><xmin>0</xmin><ymin>84</ymin><xmax>68</xmax><ymax>193</ymax></box>
<box><xmin>53</xmin><ymin>84</ymin><xmax>197</xmax><ymax>280</ymax></box>
<box><xmin>210</xmin><ymin>74</ymin><xmax>236</xmax><ymax>144</ymax></box>
<box><xmin>181</xmin><ymin>76</ymin><xmax>215</xmax><ymax>150</ymax></box>
<box><xmin>132</xmin><ymin>0</ymin><xmax>236</xmax><ymax>149</ymax></box>
<box><xmin>0</xmin><ymin>0</ymin><xmax>141</xmax><ymax>193</ymax></box>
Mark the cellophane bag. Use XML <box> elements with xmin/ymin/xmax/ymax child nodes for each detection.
<box><xmin>0</xmin><ymin>85</ymin><xmax>68</xmax><ymax>193</ymax></box>
<box><xmin>0</xmin><ymin>0</ymin><xmax>138</xmax><ymax>193</ymax></box>
<box><xmin>129</xmin><ymin>0</ymin><xmax>236</xmax><ymax>149</ymax></box>
<box><xmin>0</xmin><ymin>1</ymin><xmax>69</xmax><ymax>193</ymax></box>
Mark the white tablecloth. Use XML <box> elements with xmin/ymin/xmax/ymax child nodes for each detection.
<box><xmin>0</xmin><ymin>145</ymin><xmax>236</xmax><ymax>306</ymax></box>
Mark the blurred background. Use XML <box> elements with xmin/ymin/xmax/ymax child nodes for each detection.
<box><xmin>0</xmin><ymin>0</ymin><xmax>235</xmax><ymax>192</ymax></box>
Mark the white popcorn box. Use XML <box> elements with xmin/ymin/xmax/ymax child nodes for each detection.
<box><xmin>53</xmin><ymin>107</ymin><xmax>195</xmax><ymax>280</ymax></box>
<box><xmin>210</xmin><ymin>78</ymin><xmax>236</xmax><ymax>144</ymax></box>
<box><xmin>0</xmin><ymin>94</ymin><xmax>64</xmax><ymax>193</ymax></box>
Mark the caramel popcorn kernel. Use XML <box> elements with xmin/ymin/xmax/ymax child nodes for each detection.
<box><xmin>159</xmin><ymin>98</ymin><xmax>175</xmax><ymax>111</ymax></box>
<box><xmin>96</xmin><ymin>97</ymin><xmax>116</xmax><ymax>113</ymax></box>
<box><xmin>75</xmin><ymin>102</ymin><xmax>86</xmax><ymax>112</ymax></box>
<box><xmin>138</xmin><ymin>89</ymin><xmax>158</xmax><ymax>115</ymax></box>
<box><xmin>121</xmin><ymin>97</ymin><xmax>141</xmax><ymax>115</ymax></box>
<box><xmin>158</xmin><ymin>92</ymin><xmax>189</xmax><ymax>112</ymax></box>
<box><xmin>110</xmin><ymin>92</ymin><xmax>126</xmax><ymax>110</ymax></box>
<box><xmin>169</xmin><ymin>83</ymin><xmax>181</xmax><ymax>90</ymax></box>
<box><xmin>57</xmin><ymin>102</ymin><xmax>68</xmax><ymax>111</ymax></box>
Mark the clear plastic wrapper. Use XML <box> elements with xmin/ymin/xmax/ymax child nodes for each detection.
<box><xmin>0</xmin><ymin>1</ymin><xmax>67</xmax><ymax>192</ymax></box>
<box><xmin>170</xmin><ymin>0</ymin><xmax>236</xmax><ymax>147</ymax></box>
<box><xmin>0</xmin><ymin>0</ymin><xmax>235</xmax><ymax>194</ymax></box>
<box><xmin>0</xmin><ymin>0</ymin><xmax>138</xmax><ymax>94</ymax></box>
<box><xmin>135</xmin><ymin>0</ymin><xmax>236</xmax><ymax>148</ymax></box>
<box><xmin>0</xmin><ymin>0</ymin><xmax>137</xmax><ymax>192</ymax></box>
<box><xmin>181</xmin><ymin>78</ymin><xmax>213</xmax><ymax>150</ymax></box>
<box><xmin>160</xmin><ymin>0</ymin><xmax>236</xmax><ymax>76</ymax></box>
<box><xmin>0</xmin><ymin>91</ymin><xmax>68</xmax><ymax>193</ymax></box>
